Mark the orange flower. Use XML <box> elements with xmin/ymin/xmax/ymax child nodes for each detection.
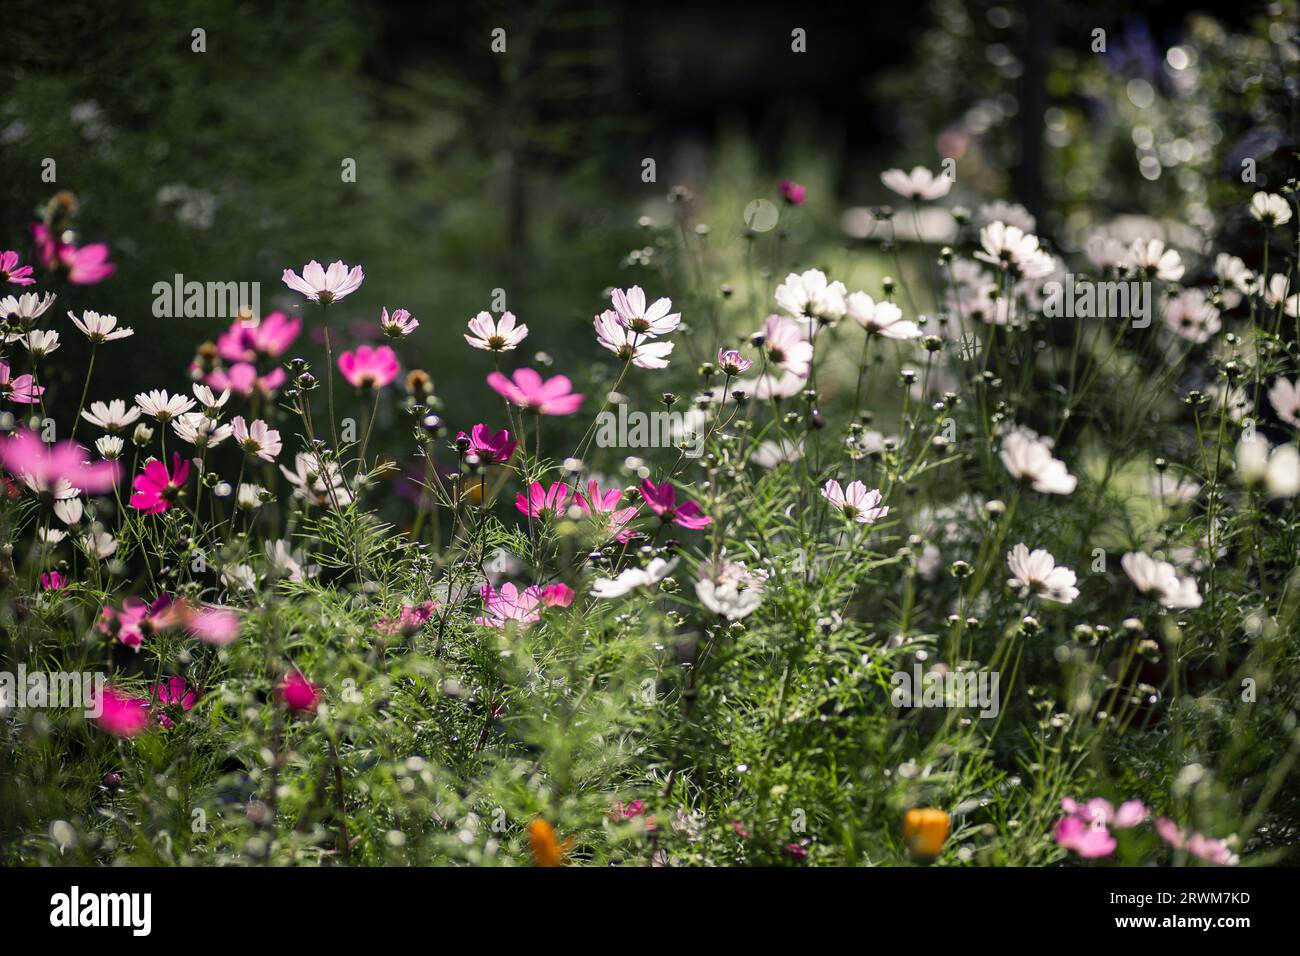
<box><xmin>529</xmin><ymin>817</ymin><xmax>573</xmax><ymax>867</ymax></box>
<box><xmin>903</xmin><ymin>808</ymin><xmax>950</xmax><ymax>860</ymax></box>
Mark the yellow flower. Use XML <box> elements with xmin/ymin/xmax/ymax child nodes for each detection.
<box><xmin>529</xmin><ymin>817</ymin><xmax>573</xmax><ymax>867</ymax></box>
<box><xmin>903</xmin><ymin>808</ymin><xmax>950</xmax><ymax>860</ymax></box>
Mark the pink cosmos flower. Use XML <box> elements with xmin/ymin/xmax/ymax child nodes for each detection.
<box><xmin>640</xmin><ymin>479</ymin><xmax>711</xmax><ymax>530</ymax></box>
<box><xmin>541</xmin><ymin>583</ymin><xmax>574</xmax><ymax>607</ymax></box>
<box><xmin>0</xmin><ymin>250</ymin><xmax>34</xmax><ymax>286</ymax></box>
<box><xmin>1061</xmin><ymin>797</ymin><xmax>1148</xmax><ymax>830</ymax></box>
<box><xmin>1053</xmin><ymin>815</ymin><xmax>1117</xmax><ymax>858</ymax></box>
<box><xmin>378</xmin><ymin>600</ymin><xmax>438</xmax><ymax>636</ymax></box>
<box><xmin>281</xmin><ymin>259</ymin><xmax>364</xmax><ymax>304</ymax></box>
<box><xmin>487</xmin><ymin>368</ymin><xmax>585</xmax><ymax>416</ymax></box>
<box><xmin>1155</xmin><ymin>818</ymin><xmax>1238</xmax><ymax>865</ymax></box>
<box><xmin>93</xmin><ymin>687</ymin><xmax>151</xmax><ymax>737</ymax></box>
<box><xmin>379</xmin><ymin>307</ymin><xmax>418</xmax><ymax>338</ymax></box>
<box><xmin>40</xmin><ymin>570</ymin><xmax>66</xmax><ymax>591</ymax></box>
<box><xmin>459</xmin><ymin>424</ymin><xmax>517</xmax><ymax>465</ymax></box>
<box><xmin>0</xmin><ymin>360</ymin><xmax>45</xmax><ymax>404</ymax></box>
<box><xmin>575</xmin><ymin>479</ymin><xmax>637</xmax><ymax>541</ymax></box>
<box><xmin>465</xmin><ymin>311</ymin><xmax>528</xmax><ymax>352</ymax></box>
<box><xmin>231</xmin><ymin>416</ymin><xmax>282</xmax><ymax>461</ymax></box>
<box><xmin>476</xmin><ymin>581</ymin><xmax>544</xmax><ymax>629</ymax></box>
<box><xmin>516</xmin><ymin>481</ymin><xmax>571</xmax><ymax>519</ymax></box>
<box><xmin>717</xmin><ymin>349</ymin><xmax>752</xmax><ymax>376</ymax></box>
<box><xmin>339</xmin><ymin>344</ymin><xmax>400</xmax><ymax>389</ymax></box>
<box><xmin>207</xmin><ymin>362</ymin><xmax>286</xmax><ymax>398</ymax></box>
<box><xmin>130</xmin><ymin>453</ymin><xmax>190</xmax><ymax>514</ymax></box>
<box><xmin>759</xmin><ymin>315</ymin><xmax>814</xmax><ymax>378</ymax></box>
<box><xmin>0</xmin><ymin>428</ymin><xmax>119</xmax><ymax>495</ymax></box>
<box><xmin>594</xmin><ymin>310</ymin><xmax>674</xmax><ymax>368</ymax></box>
<box><xmin>821</xmin><ymin>479</ymin><xmax>889</xmax><ymax>524</ymax></box>
<box><xmin>279</xmin><ymin>671</ymin><xmax>322</xmax><ymax>712</ymax></box>
<box><xmin>216</xmin><ymin>311</ymin><xmax>301</xmax><ymax>362</ymax></box>
<box><xmin>185</xmin><ymin>605</ymin><xmax>240</xmax><ymax>645</ymax></box>
<box><xmin>97</xmin><ymin>594</ymin><xmax>181</xmax><ymax>650</ymax></box>
<box><xmin>779</xmin><ymin>180</ymin><xmax>807</xmax><ymax>205</ymax></box>
<box><xmin>611</xmin><ymin>800</ymin><xmax>657</xmax><ymax>830</ymax></box>
<box><xmin>32</xmin><ymin>223</ymin><xmax>115</xmax><ymax>284</ymax></box>
<box><xmin>149</xmin><ymin>676</ymin><xmax>197</xmax><ymax>729</ymax></box>
<box><xmin>610</xmin><ymin>287</ymin><xmax>680</xmax><ymax>336</ymax></box>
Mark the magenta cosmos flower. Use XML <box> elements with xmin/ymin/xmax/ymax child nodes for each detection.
<box><xmin>281</xmin><ymin>259</ymin><xmax>364</xmax><ymax>304</ymax></box>
<box><xmin>207</xmin><ymin>362</ymin><xmax>286</xmax><ymax>398</ymax></box>
<box><xmin>0</xmin><ymin>250</ymin><xmax>35</xmax><ymax>286</ymax></box>
<box><xmin>32</xmin><ymin>223</ymin><xmax>115</xmax><ymax>285</ymax></box>
<box><xmin>98</xmin><ymin>594</ymin><xmax>181</xmax><ymax>650</ymax></box>
<box><xmin>516</xmin><ymin>481</ymin><xmax>571</xmax><ymax>519</ymax></box>
<box><xmin>130</xmin><ymin>453</ymin><xmax>190</xmax><ymax>514</ymax></box>
<box><xmin>458</xmin><ymin>424</ymin><xmax>517</xmax><ymax>465</ymax></box>
<box><xmin>149</xmin><ymin>676</ymin><xmax>197</xmax><ymax>729</ymax></box>
<box><xmin>487</xmin><ymin>368</ymin><xmax>585</xmax><ymax>416</ymax></box>
<box><xmin>40</xmin><ymin>571</ymin><xmax>66</xmax><ymax>591</ymax></box>
<box><xmin>216</xmin><ymin>311</ymin><xmax>301</xmax><ymax>362</ymax></box>
<box><xmin>339</xmin><ymin>344</ymin><xmax>400</xmax><ymax>389</ymax></box>
<box><xmin>0</xmin><ymin>428</ymin><xmax>119</xmax><ymax>496</ymax></box>
<box><xmin>92</xmin><ymin>687</ymin><xmax>151</xmax><ymax>737</ymax></box>
<box><xmin>640</xmin><ymin>479</ymin><xmax>711</xmax><ymax>530</ymax></box>
<box><xmin>575</xmin><ymin>479</ymin><xmax>637</xmax><ymax>541</ymax></box>
<box><xmin>0</xmin><ymin>360</ymin><xmax>45</xmax><ymax>404</ymax></box>
<box><xmin>779</xmin><ymin>180</ymin><xmax>807</xmax><ymax>205</ymax></box>
<box><xmin>279</xmin><ymin>671</ymin><xmax>322</xmax><ymax>712</ymax></box>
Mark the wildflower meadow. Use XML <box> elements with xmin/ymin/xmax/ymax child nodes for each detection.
<box><xmin>0</xmin><ymin>2</ymin><xmax>1297</xmax><ymax>915</ymax></box>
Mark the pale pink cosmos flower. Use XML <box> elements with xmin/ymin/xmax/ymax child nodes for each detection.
<box><xmin>594</xmin><ymin>310</ymin><xmax>675</xmax><ymax>368</ymax></box>
<box><xmin>135</xmin><ymin>389</ymin><xmax>195</xmax><ymax>422</ymax></box>
<box><xmin>0</xmin><ymin>251</ymin><xmax>35</xmax><ymax>286</ymax></box>
<box><xmin>1268</xmin><ymin>377</ymin><xmax>1300</xmax><ymax>428</ymax></box>
<box><xmin>1053</xmin><ymin>815</ymin><xmax>1116</xmax><ymax>858</ymax></box>
<box><xmin>280</xmin><ymin>452</ymin><xmax>353</xmax><ymax>507</ymax></box>
<box><xmin>611</xmin><ymin>286</ymin><xmax>681</xmax><ymax>336</ymax></box>
<box><xmin>380</xmin><ymin>307</ymin><xmax>418</xmax><ymax>338</ymax></box>
<box><xmin>130</xmin><ymin>453</ymin><xmax>190</xmax><ymax>514</ymax></box>
<box><xmin>458</xmin><ymin>424</ymin><xmax>517</xmax><ymax>465</ymax></box>
<box><xmin>32</xmin><ymin>223</ymin><xmax>115</xmax><ymax>284</ymax></box>
<box><xmin>575</xmin><ymin>479</ymin><xmax>637</xmax><ymax>541</ymax></box>
<box><xmin>774</xmin><ymin>269</ymin><xmax>847</xmax><ymax>324</ymax></box>
<box><xmin>216</xmin><ymin>311</ymin><xmax>301</xmax><ymax>362</ymax></box>
<box><xmin>92</xmin><ymin>687</ymin><xmax>151</xmax><ymax>737</ymax></box>
<box><xmin>845</xmin><ymin>291</ymin><xmax>920</xmax><ymax>339</ymax></box>
<box><xmin>69</xmin><ymin>309</ymin><xmax>133</xmax><ymax>343</ymax></box>
<box><xmin>975</xmin><ymin>222</ymin><xmax>1055</xmax><ymax>278</ymax></box>
<box><xmin>231</xmin><ymin>416</ymin><xmax>282</xmax><ymax>461</ymax></box>
<box><xmin>0</xmin><ymin>428</ymin><xmax>119</xmax><ymax>495</ymax></box>
<box><xmin>999</xmin><ymin>427</ymin><xmax>1077</xmax><ymax>495</ymax></box>
<box><xmin>0</xmin><ymin>360</ymin><xmax>44</xmax><ymax>404</ymax></box>
<box><xmin>97</xmin><ymin>594</ymin><xmax>180</xmax><ymax>650</ymax></box>
<box><xmin>821</xmin><ymin>479</ymin><xmax>889</xmax><ymax>524</ymax></box>
<box><xmin>279</xmin><ymin>671</ymin><xmax>322</xmax><ymax>712</ymax></box>
<box><xmin>487</xmin><ymin>368</ymin><xmax>584</xmax><ymax>416</ymax></box>
<box><xmin>378</xmin><ymin>600</ymin><xmax>438</xmax><ymax>637</ymax></box>
<box><xmin>1005</xmin><ymin>543</ymin><xmax>1079</xmax><ymax>604</ymax></box>
<box><xmin>1163</xmin><ymin>288</ymin><xmax>1221</xmax><ymax>343</ymax></box>
<box><xmin>1155</xmin><ymin>818</ymin><xmax>1238</xmax><ymax>866</ymax></box>
<box><xmin>476</xmin><ymin>582</ymin><xmax>544</xmax><ymax>629</ymax></box>
<box><xmin>464</xmin><ymin>311</ymin><xmax>528</xmax><ymax>352</ymax></box>
<box><xmin>516</xmin><ymin>480</ymin><xmax>571</xmax><ymax>519</ymax></box>
<box><xmin>149</xmin><ymin>676</ymin><xmax>197</xmax><ymax>729</ymax></box>
<box><xmin>1061</xmin><ymin>797</ymin><xmax>1148</xmax><ymax>829</ymax></box>
<box><xmin>880</xmin><ymin>166</ymin><xmax>952</xmax><ymax>201</ymax></box>
<box><xmin>758</xmin><ymin>314</ymin><xmax>814</xmax><ymax>378</ymax></box>
<box><xmin>640</xmin><ymin>479</ymin><xmax>710</xmax><ymax>530</ymax></box>
<box><xmin>716</xmin><ymin>348</ymin><xmax>752</xmax><ymax>376</ymax></box>
<box><xmin>1127</xmin><ymin>238</ymin><xmax>1185</xmax><ymax>283</ymax></box>
<box><xmin>281</xmin><ymin>259</ymin><xmax>364</xmax><ymax>304</ymax></box>
<box><xmin>339</xmin><ymin>344</ymin><xmax>400</xmax><ymax>388</ymax></box>
<box><xmin>1121</xmin><ymin>552</ymin><xmax>1202</xmax><ymax>610</ymax></box>
<box><xmin>185</xmin><ymin>605</ymin><xmax>241</xmax><ymax>645</ymax></box>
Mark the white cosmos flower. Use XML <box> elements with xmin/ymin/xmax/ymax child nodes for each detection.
<box><xmin>1127</xmin><ymin>239</ymin><xmax>1185</xmax><ymax>282</ymax></box>
<box><xmin>975</xmin><ymin>221</ymin><xmax>1054</xmax><ymax>278</ymax></box>
<box><xmin>95</xmin><ymin>435</ymin><xmax>124</xmax><ymax>459</ymax></box>
<box><xmin>0</xmin><ymin>291</ymin><xmax>57</xmax><ymax>325</ymax></box>
<box><xmin>979</xmin><ymin>201</ymin><xmax>1036</xmax><ymax>233</ymax></box>
<box><xmin>1163</xmin><ymin>288</ymin><xmax>1221</xmax><ymax>343</ymax></box>
<box><xmin>464</xmin><ymin>310</ymin><xmax>528</xmax><ymax>352</ymax></box>
<box><xmin>594</xmin><ymin>310</ymin><xmax>674</xmax><ymax>368</ymax></box>
<box><xmin>236</xmin><ymin>483</ymin><xmax>267</xmax><ymax>510</ymax></box>
<box><xmin>1005</xmin><ymin>543</ymin><xmax>1078</xmax><ymax>604</ymax></box>
<box><xmin>1237</xmin><ymin>438</ymin><xmax>1300</xmax><ymax>498</ymax></box>
<box><xmin>821</xmin><ymin>479</ymin><xmax>889</xmax><ymax>524</ymax></box>
<box><xmin>845</xmin><ymin>292</ymin><xmax>920</xmax><ymax>339</ymax></box>
<box><xmin>750</xmin><ymin>438</ymin><xmax>803</xmax><ymax>467</ymax></box>
<box><xmin>81</xmin><ymin>399</ymin><xmax>141</xmax><ymax>431</ymax></box>
<box><xmin>53</xmin><ymin>497</ymin><xmax>84</xmax><ymax>526</ymax></box>
<box><xmin>1121</xmin><ymin>552</ymin><xmax>1202</xmax><ymax>609</ymax></box>
<box><xmin>746</xmin><ymin>370</ymin><xmax>807</xmax><ymax>401</ymax></box>
<box><xmin>590</xmin><ymin>557</ymin><xmax>677</xmax><ymax>599</ymax></box>
<box><xmin>696</xmin><ymin>559</ymin><xmax>768</xmax><ymax>620</ymax></box>
<box><xmin>880</xmin><ymin>166</ymin><xmax>952</xmax><ymax>201</ymax></box>
<box><xmin>1263</xmin><ymin>274</ymin><xmax>1300</xmax><ymax>318</ymax></box>
<box><xmin>193</xmin><ymin>383</ymin><xmax>231</xmax><ymax>410</ymax></box>
<box><xmin>265</xmin><ymin>539</ymin><xmax>304</xmax><ymax>582</ymax></box>
<box><xmin>1214</xmin><ymin>254</ymin><xmax>1254</xmax><ymax>304</ymax></box>
<box><xmin>611</xmin><ymin>286</ymin><xmax>681</xmax><ymax>336</ymax></box>
<box><xmin>774</xmin><ymin>269</ymin><xmax>847</xmax><ymax>323</ymax></box>
<box><xmin>280</xmin><ymin>452</ymin><xmax>353</xmax><ymax>507</ymax></box>
<box><xmin>1249</xmin><ymin>191</ymin><xmax>1292</xmax><ymax>227</ymax></box>
<box><xmin>1151</xmin><ymin>472</ymin><xmax>1201</xmax><ymax>506</ymax></box>
<box><xmin>281</xmin><ymin>259</ymin><xmax>364</xmax><ymax>304</ymax></box>
<box><xmin>82</xmin><ymin>531</ymin><xmax>118</xmax><ymax>558</ymax></box>
<box><xmin>172</xmin><ymin>411</ymin><xmax>232</xmax><ymax>449</ymax></box>
<box><xmin>1085</xmin><ymin>235</ymin><xmax>1129</xmax><ymax>271</ymax></box>
<box><xmin>20</xmin><ymin>329</ymin><xmax>59</xmax><ymax>357</ymax></box>
<box><xmin>39</xmin><ymin>527</ymin><xmax>68</xmax><ymax>546</ymax></box>
<box><xmin>136</xmin><ymin>389</ymin><xmax>196</xmax><ymax>421</ymax></box>
<box><xmin>1267</xmin><ymin>378</ymin><xmax>1300</xmax><ymax>428</ymax></box>
<box><xmin>69</xmin><ymin>310</ymin><xmax>133</xmax><ymax>343</ymax></box>
<box><xmin>999</xmin><ymin>427</ymin><xmax>1077</xmax><ymax>495</ymax></box>
<box><xmin>221</xmin><ymin>563</ymin><xmax>257</xmax><ymax>592</ymax></box>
